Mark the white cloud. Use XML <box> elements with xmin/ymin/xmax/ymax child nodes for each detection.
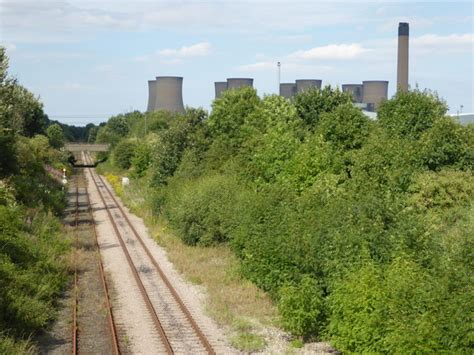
<box><xmin>413</xmin><ymin>33</ymin><xmax>473</xmax><ymax>47</ymax></box>
<box><xmin>159</xmin><ymin>42</ymin><xmax>211</xmax><ymax>58</ymax></box>
<box><xmin>288</xmin><ymin>43</ymin><xmax>371</xmax><ymax>61</ymax></box>
<box><xmin>237</xmin><ymin>61</ymin><xmax>276</xmax><ymax>72</ymax></box>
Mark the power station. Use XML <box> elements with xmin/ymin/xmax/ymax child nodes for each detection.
<box><xmin>145</xmin><ymin>23</ymin><xmax>409</xmax><ymax>114</ymax></box>
<box><xmin>146</xmin><ymin>76</ymin><xmax>185</xmax><ymax>114</ymax></box>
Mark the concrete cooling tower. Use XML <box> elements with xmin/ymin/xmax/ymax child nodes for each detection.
<box><xmin>295</xmin><ymin>79</ymin><xmax>322</xmax><ymax>93</ymax></box>
<box><xmin>397</xmin><ymin>22</ymin><xmax>409</xmax><ymax>92</ymax></box>
<box><xmin>214</xmin><ymin>81</ymin><xmax>228</xmax><ymax>99</ymax></box>
<box><xmin>362</xmin><ymin>81</ymin><xmax>388</xmax><ymax>111</ymax></box>
<box><xmin>280</xmin><ymin>83</ymin><xmax>297</xmax><ymax>99</ymax></box>
<box><xmin>342</xmin><ymin>84</ymin><xmax>363</xmax><ymax>103</ymax></box>
<box><xmin>146</xmin><ymin>80</ymin><xmax>158</xmax><ymax>112</ymax></box>
<box><xmin>153</xmin><ymin>76</ymin><xmax>185</xmax><ymax>113</ymax></box>
<box><xmin>227</xmin><ymin>78</ymin><xmax>253</xmax><ymax>89</ymax></box>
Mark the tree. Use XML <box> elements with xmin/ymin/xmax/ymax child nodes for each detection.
<box><xmin>207</xmin><ymin>87</ymin><xmax>260</xmax><ymax>141</ymax></box>
<box><xmin>377</xmin><ymin>89</ymin><xmax>448</xmax><ymax>139</ymax></box>
<box><xmin>107</xmin><ymin>115</ymin><xmax>129</xmax><ymax>137</ymax></box>
<box><xmin>113</xmin><ymin>140</ymin><xmax>137</xmax><ymax>170</ymax></box>
<box><xmin>418</xmin><ymin>117</ymin><xmax>474</xmax><ymax>171</ymax></box>
<box><xmin>293</xmin><ymin>85</ymin><xmax>352</xmax><ymax>129</ymax></box>
<box><xmin>317</xmin><ymin>103</ymin><xmax>372</xmax><ymax>151</ymax></box>
<box><xmin>46</xmin><ymin>123</ymin><xmax>64</xmax><ymax>148</ymax></box>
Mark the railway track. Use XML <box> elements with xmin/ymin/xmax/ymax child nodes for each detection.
<box><xmin>82</xmin><ymin>151</ymin><xmax>216</xmax><ymax>354</ymax></box>
<box><xmin>70</xmin><ymin>167</ymin><xmax>120</xmax><ymax>355</ymax></box>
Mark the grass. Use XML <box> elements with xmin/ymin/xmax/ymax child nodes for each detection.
<box><xmin>104</xmin><ymin>173</ymin><xmax>279</xmax><ymax>351</ymax></box>
<box><xmin>230</xmin><ymin>332</ymin><xmax>267</xmax><ymax>352</ymax></box>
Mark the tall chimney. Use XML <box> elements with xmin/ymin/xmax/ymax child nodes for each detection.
<box><xmin>397</xmin><ymin>22</ymin><xmax>409</xmax><ymax>92</ymax></box>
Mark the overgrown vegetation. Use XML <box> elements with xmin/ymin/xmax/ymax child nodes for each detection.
<box><xmin>97</xmin><ymin>78</ymin><xmax>472</xmax><ymax>351</ymax></box>
<box><xmin>0</xmin><ymin>47</ymin><xmax>70</xmax><ymax>352</ymax></box>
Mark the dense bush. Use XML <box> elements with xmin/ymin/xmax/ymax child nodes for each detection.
<box><xmin>0</xmin><ymin>49</ymin><xmax>70</xmax><ymax>350</ymax></box>
<box><xmin>165</xmin><ymin>174</ymin><xmax>242</xmax><ymax>245</ymax></box>
<box><xmin>113</xmin><ymin>139</ymin><xmax>137</xmax><ymax>170</ymax></box>
<box><xmin>96</xmin><ymin>84</ymin><xmax>472</xmax><ymax>352</ymax></box>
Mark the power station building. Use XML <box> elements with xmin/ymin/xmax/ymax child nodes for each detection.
<box><xmin>145</xmin><ymin>23</ymin><xmax>409</xmax><ymax>114</ymax></box>
<box><xmin>146</xmin><ymin>76</ymin><xmax>185</xmax><ymax>113</ymax></box>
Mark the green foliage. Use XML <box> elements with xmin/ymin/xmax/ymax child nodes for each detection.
<box><xmin>230</xmin><ymin>332</ymin><xmax>267</xmax><ymax>352</ymax></box>
<box><xmin>278</xmin><ymin>276</ymin><xmax>325</xmax><ymax>338</ymax></box>
<box><xmin>293</xmin><ymin>86</ymin><xmax>352</xmax><ymax>128</ymax></box>
<box><xmin>317</xmin><ymin>103</ymin><xmax>372</xmax><ymax>151</ymax></box>
<box><xmin>151</xmin><ymin>113</ymin><xmax>204</xmax><ymax>186</ymax></box>
<box><xmin>113</xmin><ymin>139</ymin><xmax>137</xmax><ymax>170</ymax></box>
<box><xmin>408</xmin><ymin>170</ymin><xmax>474</xmax><ymax>211</ymax></box>
<box><xmin>378</xmin><ymin>89</ymin><xmax>448</xmax><ymax>139</ymax></box>
<box><xmin>0</xmin><ymin>129</ymin><xmax>18</xmax><ymax>178</ymax></box>
<box><xmin>46</xmin><ymin>123</ymin><xmax>64</xmax><ymax>148</ymax></box>
<box><xmin>94</xmin><ymin>72</ymin><xmax>472</xmax><ymax>352</ymax></box>
<box><xmin>0</xmin><ymin>207</ymin><xmax>68</xmax><ymax>338</ymax></box>
<box><xmin>131</xmin><ymin>141</ymin><xmax>152</xmax><ymax>177</ymax></box>
<box><xmin>165</xmin><ymin>174</ymin><xmax>241</xmax><ymax>245</ymax></box>
<box><xmin>107</xmin><ymin>115</ymin><xmax>130</xmax><ymax>137</ymax></box>
<box><xmin>207</xmin><ymin>87</ymin><xmax>261</xmax><ymax>142</ymax></box>
<box><xmin>418</xmin><ymin>116</ymin><xmax>473</xmax><ymax>171</ymax></box>
<box><xmin>0</xmin><ymin>49</ymin><xmax>69</xmax><ymax>350</ymax></box>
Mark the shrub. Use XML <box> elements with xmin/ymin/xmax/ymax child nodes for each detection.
<box><xmin>418</xmin><ymin>116</ymin><xmax>474</xmax><ymax>171</ymax></box>
<box><xmin>378</xmin><ymin>89</ymin><xmax>447</xmax><ymax>139</ymax></box>
<box><xmin>46</xmin><ymin>123</ymin><xmax>64</xmax><ymax>149</ymax></box>
<box><xmin>113</xmin><ymin>140</ymin><xmax>137</xmax><ymax>170</ymax></box>
<box><xmin>293</xmin><ymin>85</ymin><xmax>352</xmax><ymax>129</ymax></box>
<box><xmin>278</xmin><ymin>275</ymin><xmax>325</xmax><ymax>338</ymax></box>
<box><xmin>131</xmin><ymin>141</ymin><xmax>152</xmax><ymax>177</ymax></box>
<box><xmin>165</xmin><ymin>174</ymin><xmax>242</xmax><ymax>245</ymax></box>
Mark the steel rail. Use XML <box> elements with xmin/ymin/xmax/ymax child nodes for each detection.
<box><xmin>83</xmin><ymin>173</ymin><xmax>121</xmax><ymax>354</ymax></box>
<box><xmin>87</xmin><ymin>166</ymin><xmax>174</xmax><ymax>354</ymax></box>
<box><xmin>87</xmin><ymin>152</ymin><xmax>215</xmax><ymax>355</ymax></box>
<box><xmin>72</xmin><ymin>177</ymin><xmax>79</xmax><ymax>355</ymax></box>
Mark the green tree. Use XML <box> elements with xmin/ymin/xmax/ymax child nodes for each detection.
<box><xmin>293</xmin><ymin>86</ymin><xmax>352</xmax><ymax>129</ymax></box>
<box><xmin>317</xmin><ymin>103</ymin><xmax>372</xmax><ymax>151</ymax></box>
<box><xmin>113</xmin><ymin>140</ymin><xmax>137</xmax><ymax>170</ymax></box>
<box><xmin>46</xmin><ymin>123</ymin><xmax>64</xmax><ymax>148</ymax></box>
<box><xmin>107</xmin><ymin>115</ymin><xmax>129</xmax><ymax>136</ymax></box>
<box><xmin>378</xmin><ymin>89</ymin><xmax>448</xmax><ymax>139</ymax></box>
<box><xmin>418</xmin><ymin>117</ymin><xmax>473</xmax><ymax>171</ymax></box>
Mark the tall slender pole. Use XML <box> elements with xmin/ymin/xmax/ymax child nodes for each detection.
<box><xmin>277</xmin><ymin>61</ymin><xmax>281</xmax><ymax>94</ymax></box>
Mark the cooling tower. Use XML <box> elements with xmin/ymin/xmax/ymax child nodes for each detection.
<box><xmin>146</xmin><ymin>80</ymin><xmax>157</xmax><ymax>112</ymax></box>
<box><xmin>215</xmin><ymin>81</ymin><xmax>228</xmax><ymax>99</ymax></box>
<box><xmin>227</xmin><ymin>78</ymin><xmax>253</xmax><ymax>89</ymax></box>
<box><xmin>362</xmin><ymin>81</ymin><xmax>389</xmax><ymax>111</ymax></box>
<box><xmin>295</xmin><ymin>79</ymin><xmax>322</xmax><ymax>93</ymax></box>
<box><xmin>153</xmin><ymin>76</ymin><xmax>185</xmax><ymax>113</ymax></box>
<box><xmin>280</xmin><ymin>83</ymin><xmax>297</xmax><ymax>99</ymax></box>
<box><xmin>397</xmin><ymin>22</ymin><xmax>409</xmax><ymax>92</ymax></box>
<box><xmin>342</xmin><ymin>84</ymin><xmax>363</xmax><ymax>103</ymax></box>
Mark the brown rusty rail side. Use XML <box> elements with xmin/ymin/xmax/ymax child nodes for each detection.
<box><xmin>87</xmin><ymin>167</ymin><xmax>174</xmax><ymax>354</ymax></box>
<box><xmin>88</xmin><ymin>153</ymin><xmax>215</xmax><ymax>355</ymax></box>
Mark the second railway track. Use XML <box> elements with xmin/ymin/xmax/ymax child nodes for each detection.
<box><xmin>82</xmin><ymin>151</ymin><xmax>216</xmax><ymax>354</ymax></box>
<box><xmin>70</xmin><ymin>166</ymin><xmax>120</xmax><ymax>354</ymax></box>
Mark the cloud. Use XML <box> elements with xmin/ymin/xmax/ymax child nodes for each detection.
<box><xmin>288</xmin><ymin>43</ymin><xmax>371</xmax><ymax>61</ymax></box>
<box><xmin>237</xmin><ymin>61</ymin><xmax>276</xmax><ymax>72</ymax></box>
<box><xmin>412</xmin><ymin>33</ymin><xmax>473</xmax><ymax>47</ymax></box>
<box><xmin>159</xmin><ymin>42</ymin><xmax>211</xmax><ymax>58</ymax></box>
